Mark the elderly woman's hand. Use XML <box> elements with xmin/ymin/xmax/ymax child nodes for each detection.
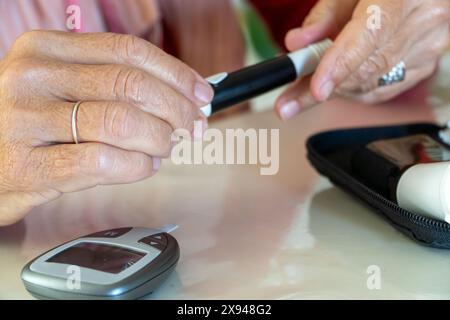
<box><xmin>276</xmin><ymin>0</ymin><xmax>450</xmax><ymax>120</ymax></box>
<box><xmin>0</xmin><ymin>31</ymin><xmax>213</xmax><ymax>226</ymax></box>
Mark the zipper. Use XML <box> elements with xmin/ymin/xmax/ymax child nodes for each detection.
<box><xmin>307</xmin><ymin>147</ymin><xmax>450</xmax><ymax>232</ymax></box>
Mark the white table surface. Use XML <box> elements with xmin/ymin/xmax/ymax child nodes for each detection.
<box><xmin>1</xmin><ymin>97</ymin><xmax>450</xmax><ymax>300</ymax></box>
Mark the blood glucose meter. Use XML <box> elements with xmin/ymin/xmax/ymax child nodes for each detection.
<box><xmin>21</xmin><ymin>227</ymin><xmax>180</xmax><ymax>300</ymax></box>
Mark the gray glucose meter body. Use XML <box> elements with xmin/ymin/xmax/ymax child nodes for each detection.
<box><xmin>21</xmin><ymin>227</ymin><xmax>180</xmax><ymax>300</ymax></box>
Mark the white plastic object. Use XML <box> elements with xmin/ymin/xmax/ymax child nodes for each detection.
<box><xmin>397</xmin><ymin>162</ymin><xmax>450</xmax><ymax>223</ymax></box>
<box><xmin>287</xmin><ymin>39</ymin><xmax>333</xmax><ymax>77</ymax></box>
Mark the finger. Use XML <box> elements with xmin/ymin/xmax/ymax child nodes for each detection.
<box><xmin>24</xmin><ymin>143</ymin><xmax>158</xmax><ymax>193</ymax></box>
<box><xmin>337</xmin><ymin>26</ymin><xmax>449</xmax><ymax>95</ymax></box>
<box><xmin>337</xmin><ymin>9</ymin><xmax>450</xmax><ymax>94</ymax></box>
<box><xmin>344</xmin><ymin>64</ymin><xmax>437</xmax><ymax>105</ymax></box>
<box><xmin>33</xmin><ymin>101</ymin><xmax>174</xmax><ymax>158</ymax></box>
<box><xmin>0</xmin><ymin>190</ymin><xmax>61</xmax><ymax>226</ymax></box>
<box><xmin>311</xmin><ymin>0</ymin><xmax>418</xmax><ymax>102</ymax></box>
<box><xmin>285</xmin><ymin>0</ymin><xmax>359</xmax><ymax>50</ymax></box>
<box><xmin>275</xmin><ymin>76</ymin><xmax>319</xmax><ymax>120</ymax></box>
<box><xmin>18</xmin><ymin>60</ymin><xmax>202</xmax><ymax>133</ymax></box>
<box><xmin>11</xmin><ymin>31</ymin><xmax>214</xmax><ymax>106</ymax></box>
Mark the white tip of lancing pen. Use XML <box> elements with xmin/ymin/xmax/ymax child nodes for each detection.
<box><xmin>201</xmin><ymin>104</ymin><xmax>212</xmax><ymax>118</ymax></box>
<box><xmin>287</xmin><ymin>39</ymin><xmax>333</xmax><ymax>77</ymax></box>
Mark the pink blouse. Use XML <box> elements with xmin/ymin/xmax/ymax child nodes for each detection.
<box><xmin>0</xmin><ymin>0</ymin><xmax>245</xmax><ymax>76</ymax></box>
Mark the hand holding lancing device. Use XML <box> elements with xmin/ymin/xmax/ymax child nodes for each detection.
<box><xmin>0</xmin><ymin>31</ymin><xmax>212</xmax><ymax>226</ymax></box>
<box><xmin>276</xmin><ymin>0</ymin><xmax>450</xmax><ymax>120</ymax></box>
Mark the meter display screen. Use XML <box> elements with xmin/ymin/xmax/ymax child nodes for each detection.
<box><xmin>47</xmin><ymin>242</ymin><xmax>145</xmax><ymax>274</ymax></box>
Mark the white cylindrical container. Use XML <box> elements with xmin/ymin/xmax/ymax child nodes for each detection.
<box><xmin>396</xmin><ymin>162</ymin><xmax>450</xmax><ymax>223</ymax></box>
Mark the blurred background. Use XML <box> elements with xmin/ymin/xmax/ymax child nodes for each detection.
<box><xmin>234</xmin><ymin>0</ymin><xmax>284</xmax><ymax>114</ymax></box>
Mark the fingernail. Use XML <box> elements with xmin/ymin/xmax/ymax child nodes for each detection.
<box><xmin>279</xmin><ymin>100</ymin><xmax>301</xmax><ymax>121</ymax></box>
<box><xmin>152</xmin><ymin>157</ymin><xmax>161</xmax><ymax>172</ymax></box>
<box><xmin>194</xmin><ymin>82</ymin><xmax>214</xmax><ymax>104</ymax></box>
<box><xmin>319</xmin><ymin>80</ymin><xmax>334</xmax><ymax>101</ymax></box>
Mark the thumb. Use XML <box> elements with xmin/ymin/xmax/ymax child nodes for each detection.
<box><xmin>285</xmin><ymin>0</ymin><xmax>359</xmax><ymax>51</ymax></box>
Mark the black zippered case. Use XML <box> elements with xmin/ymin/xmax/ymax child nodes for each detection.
<box><xmin>306</xmin><ymin>122</ymin><xmax>450</xmax><ymax>249</ymax></box>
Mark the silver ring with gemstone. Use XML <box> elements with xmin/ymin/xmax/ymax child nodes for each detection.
<box><xmin>378</xmin><ymin>61</ymin><xmax>406</xmax><ymax>87</ymax></box>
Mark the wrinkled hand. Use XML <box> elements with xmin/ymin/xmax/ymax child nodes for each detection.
<box><xmin>0</xmin><ymin>31</ymin><xmax>213</xmax><ymax>226</ymax></box>
<box><xmin>276</xmin><ymin>0</ymin><xmax>450</xmax><ymax>120</ymax></box>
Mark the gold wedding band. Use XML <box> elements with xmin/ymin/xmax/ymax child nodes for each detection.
<box><xmin>71</xmin><ymin>101</ymin><xmax>82</xmax><ymax>144</ymax></box>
